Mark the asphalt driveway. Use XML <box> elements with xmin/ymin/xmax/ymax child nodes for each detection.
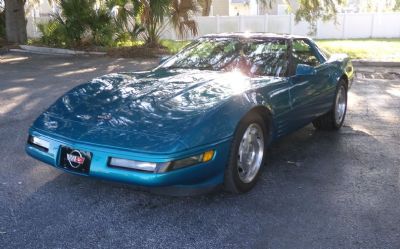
<box><xmin>1</xmin><ymin>52</ymin><xmax>399</xmax><ymax>249</ymax></box>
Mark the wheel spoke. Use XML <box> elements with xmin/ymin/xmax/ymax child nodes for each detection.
<box><xmin>335</xmin><ymin>86</ymin><xmax>347</xmax><ymax>125</ymax></box>
<box><xmin>237</xmin><ymin>123</ymin><xmax>264</xmax><ymax>183</ymax></box>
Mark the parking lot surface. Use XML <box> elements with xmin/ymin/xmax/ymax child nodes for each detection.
<box><xmin>1</xmin><ymin>52</ymin><xmax>399</xmax><ymax>248</ymax></box>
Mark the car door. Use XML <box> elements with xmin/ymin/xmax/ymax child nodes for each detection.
<box><xmin>245</xmin><ymin>39</ymin><xmax>293</xmax><ymax>139</ymax></box>
<box><xmin>288</xmin><ymin>39</ymin><xmax>333</xmax><ymax>129</ymax></box>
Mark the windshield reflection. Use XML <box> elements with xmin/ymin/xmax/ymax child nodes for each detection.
<box><xmin>161</xmin><ymin>37</ymin><xmax>289</xmax><ymax>77</ymax></box>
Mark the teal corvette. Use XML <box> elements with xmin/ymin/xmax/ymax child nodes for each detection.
<box><xmin>26</xmin><ymin>33</ymin><xmax>354</xmax><ymax>194</ymax></box>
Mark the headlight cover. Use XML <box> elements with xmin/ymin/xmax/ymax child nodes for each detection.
<box><xmin>28</xmin><ymin>135</ymin><xmax>50</xmax><ymax>152</ymax></box>
<box><xmin>108</xmin><ymin>158</ymin><xmax>157</xmax><ymax>172</ymax></box>
<box><xmin>108</xmin><ymin>150</ymin><xmax>215</xmax><ymax>173</ymax></box>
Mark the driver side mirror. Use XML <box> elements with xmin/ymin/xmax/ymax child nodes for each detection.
<box><xmin>296</xmin><ymin>64</ymin><xmax>316</xmax><ymax>76</ymax></box>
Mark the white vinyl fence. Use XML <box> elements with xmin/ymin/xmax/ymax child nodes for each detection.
<box><xmin>27</xmin><ymin>12</ymin><xmax>400</xmax><ymax>40</ymax></box>
<box><xmin>27</xmin><ymin>15</ymin><xmax>51</xmax><ymax>39</ymax></box>
<box><xmin>162</xmin><ymin>13</ymin><xmax>400</xmax><ymax>40</ymax></box>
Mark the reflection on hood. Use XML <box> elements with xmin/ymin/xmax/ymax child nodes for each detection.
<box><xmin>43</xmin><ymin>69</ymin><xmax>252</xmax><ymax>134</ymax></box>
<box><xmin>33</xmin><ymin>69</ymin><xmax>280</xmax><ymax>152</ymax></box>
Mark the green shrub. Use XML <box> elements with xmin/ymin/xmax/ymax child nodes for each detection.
<box><xmin>57</xmin><ymin>0</ymin><xmax>94</xmax><ymax>47</ymax></box>
<box><xmin>37</xmin><ymin>0</ymin><xmax>116</xmax><ymax>48</ymax></box>
<box><xmin>37</xmin><ymin>20</ymin><xmax>67</xmax><ymax>47</ymax></box>
<box><xmin>88</xmin><ymin>7</ymin><xmax>115</xmax><ymax>47</ymax></box>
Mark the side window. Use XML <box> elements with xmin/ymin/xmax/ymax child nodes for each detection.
<box><xmin>292</xmin><ymin>39</ymin><xmax>320</xmax><ymax>67</ymax></box>
<box><xmin>244</xmin><ymin>40</ymin><xmax>289</xmax><ymax>77</ymax></box>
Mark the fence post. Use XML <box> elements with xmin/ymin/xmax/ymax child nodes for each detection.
<box><xmin>238</xmin><ymin>15</ymin><xmax>242</xmax><ymax>32</ymax></box>
<box><xmin>289</xmin><ymin>14</ymin><xmax>294</xmax><ymax>34</ymax></box>
<box><xmin>33</xmin><ymin>17</ymin><xmax>37</xmax><ymax>38</ymax></box>
<box><xmin>29</xmin><ymin>11</ymin><xmax>34</xmax><ymax>38</ymax></box>
<box><xmin>264</xmin><ymin>14</ymin><xmax>269</xmax><ymax>33</ymax></box>
<box><xmin>341</xmin><ymin>14</ymin><xmax>346</xmax><ymax>39</ymax></box>
<box><xmin>370</xmin><ymin>13</ymin><xmax>376</xmax><ymax>38</ymax></box>
<box><xmin>216</xmin><ymin>15</ymin><xmax>220</xmax><ymax>33</ymax></box>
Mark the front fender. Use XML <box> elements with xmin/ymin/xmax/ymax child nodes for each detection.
<box><xmin>329</xmin><ymin>54</ymin><xmax>355</xmax><ymax>88</ymax></box>
<box><xmin>179</xmin><ymin>91</ymin><xmax>275</xmax><ymax>150</ymax></box>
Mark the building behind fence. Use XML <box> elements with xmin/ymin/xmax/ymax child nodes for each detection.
<box><xmin>27</xmin><ymin>12</ymin><xmax>400</xmax><ymax>40</ymax></box>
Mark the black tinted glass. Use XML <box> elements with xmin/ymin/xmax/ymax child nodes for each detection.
<box><xmin>292</xmin><ymin>39</ymin><xmax>320</xmax><ymax>67</ymax></box>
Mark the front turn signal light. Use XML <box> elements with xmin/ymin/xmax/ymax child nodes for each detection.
<box><xmin>156</xmin><ymin>150</ymin><xmax>216</xmax><ymax>173</ymax></box>
<box><xmin>202</xmin><ymin>150</ymin><xmax>214</xmax><ymax>162</ymax></box>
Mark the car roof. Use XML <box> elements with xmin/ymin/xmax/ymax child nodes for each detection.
<box><xmin>202</xmin><ymin>32</ymin><xmax>309</xmax><ymax>40</ymax></box>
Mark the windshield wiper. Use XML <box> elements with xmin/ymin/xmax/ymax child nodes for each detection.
<box><xmin>164</xmin><ymin>65</ymin><xmax>216</xmax><ymax>71</ymax></box>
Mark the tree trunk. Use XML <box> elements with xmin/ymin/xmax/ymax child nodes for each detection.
<box><xmin>200</xmin><ymin>0</ymin><xmax>212</xmax><ymax>16</ymax></box>
<box><xmin>5</xmin><ymin>0</ymin><xmax>27</xmax><ymax>44</ymax></box>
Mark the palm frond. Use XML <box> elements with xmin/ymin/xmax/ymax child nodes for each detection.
<box><xmin>169</xmin><ymin>0</ymin><xmax>199</xmax><ymax>39</ymax></box>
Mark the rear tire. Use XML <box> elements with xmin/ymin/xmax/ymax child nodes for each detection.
<box><xmin>224</xmin><ymin>112</ymin><xmax>267</xmax><ymax>194</ymax></box>
<box><xmin>313</xmin><ymin>79</ymin><xmax>348</xmax><ymax>131</ymax></box>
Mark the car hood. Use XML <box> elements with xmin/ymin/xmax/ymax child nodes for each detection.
<box><xmin>32</xmin><ymin>69</ymin><xmax>271</xmax><ymax>153</ymax></box>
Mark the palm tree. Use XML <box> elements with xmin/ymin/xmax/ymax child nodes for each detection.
<box><xmin>198</xmin><ymin>0</ymin><xmax>211</xmax><ymax>16</ymax></box>
<box><xmin>133</xmin><ymin>0</ymin><xmax>169</xmax><ymax>47</ymax></box>
<box><xmin>133</xmin><ymin>0</ymin><xmax>198</xmax><ymax>47</ymax></box>
<box><xmin>170</xmin><ymin>0</ymin><xmax>198</xmax><ymax>39</ymax></box>
<box><xmin>105</xmin><ymin>0</ymin><xmax>145</xmax><ymax>40</ymax></box>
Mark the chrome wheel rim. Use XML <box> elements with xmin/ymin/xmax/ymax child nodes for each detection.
<box><xmin>237</xmin><ymin>123</ymin><xmax>264</xmax><ymax>183</ymax></box>
<box><xmin>335</xmin><ymin>86</ymin><xmax>347</xmax><ymax>125</ymax></box>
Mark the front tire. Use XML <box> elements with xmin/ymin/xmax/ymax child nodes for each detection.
<box><xmin>313</xmin><ymin>79</ymin><xmax>348</xmax><ymax>130</ymax></box>
<box><xmin>224</xmin><ymin>112</ymin><xmax>267</xmax><ymax>194</ymax></box>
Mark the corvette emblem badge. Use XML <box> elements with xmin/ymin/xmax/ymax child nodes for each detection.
<box><xmin>66</xmin><ymin>150</ymin><xmax>85</xmax><ymax>168</ymax></box>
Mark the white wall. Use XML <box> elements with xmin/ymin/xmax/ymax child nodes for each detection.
<box><xmin>27</xmin><ymin>13</ymin><xmax>400</xmax><ymax>40</ymax></box>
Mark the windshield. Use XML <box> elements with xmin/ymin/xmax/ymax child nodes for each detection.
<box><xmin>161</xmin><ymin>37</ymin><xmax>289</xmax><ymax>77</ymax></box>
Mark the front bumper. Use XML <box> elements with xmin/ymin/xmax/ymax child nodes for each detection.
<box><xmin>26</xmin><ymin>130</ymin><xmax>232</xmax><ymax>189</ymax></box>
